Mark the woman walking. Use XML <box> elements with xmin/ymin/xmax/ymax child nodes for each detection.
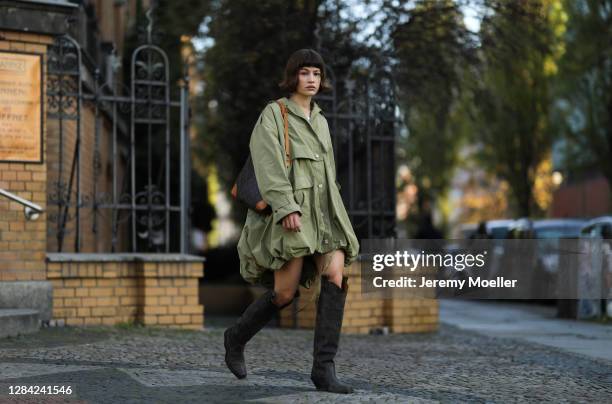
<box><xmin>225</xmin><ymin>48</ymin><xmax>360</xmax><ymax>394</ymax></box>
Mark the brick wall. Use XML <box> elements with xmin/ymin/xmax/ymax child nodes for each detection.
<box><xmin>279</xmin><ymin>262</ymin><xmax>439</xmax><ymax>334</ymax></box>
<box><xmin>47</xmin><ymin>255</ymin><xmax>204</xmax><ymax>329</ymax></box>
<box><xmin>551</xmin><ymin>174</ymin><xmax>611</xmax><ymax>218</ymax></box>
<box><xmin>0</xmin><ymin>31</ymin><xmax>52</xmax><ymax>282</ymax></box>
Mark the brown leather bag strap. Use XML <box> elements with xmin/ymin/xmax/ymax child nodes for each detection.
<box><xmin>275</xmin><ymin>100</ymin><xmax>290</xmax><ymax>168</ymax></box>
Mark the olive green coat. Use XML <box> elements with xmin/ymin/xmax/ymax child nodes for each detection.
<box><xmin>237</xmin><ymin>97</ymin><xmax>360</xmax><ymax>288</ymax></box>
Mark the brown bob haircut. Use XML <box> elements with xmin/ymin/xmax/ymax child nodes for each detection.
<box><xmin>278</xmin><ymin>49</ymin><xmax>332</xmax><ymax>94</ymax></box>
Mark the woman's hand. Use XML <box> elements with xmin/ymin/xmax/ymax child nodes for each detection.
<box><xmin>282</xmin><ymin>212</ymin><xmax>302</xmax><ymax>232</ymax></box>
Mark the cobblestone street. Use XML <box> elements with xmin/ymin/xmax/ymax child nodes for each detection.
<box><xmin>0</xmin><ymin>319</ymin><xmax>611</xmax><ymax>403</ymax></box>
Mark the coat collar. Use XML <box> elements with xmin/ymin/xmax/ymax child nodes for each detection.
<box><xmin>282</xmin><ymin>97</ymin><xmax>322</xmax><ymax>122</ymax></box>
<box><xmin>281</xmin><ymin>96</ymin><xmax>329</xmax><ymax>151</ymax></box>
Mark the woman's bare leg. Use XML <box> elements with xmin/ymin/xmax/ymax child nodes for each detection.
<box><xmin>314</xmin><ymin>250</ymin><xmax>345</xmax><ymax>287</ymax></box>
<box><xmin>273</xmin><ymin>256</ymin><xmax>303</xmax><ymax>307</ymax></box>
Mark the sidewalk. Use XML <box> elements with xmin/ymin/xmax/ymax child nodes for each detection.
<box><xmin>0</xmin><ymin>316</ymin><xmax>610</xmax><ymax>403</ymax></box>
<box><xmin>439</xmin><ymin>299</ymin><xmax>612</xmax><ymax>362</ymax></box>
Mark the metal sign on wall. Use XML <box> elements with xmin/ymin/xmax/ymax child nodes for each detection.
<box><xmin>0</xmin><ymin>51</ymin><xmax>43</xmax><ymax>163</ymax></box>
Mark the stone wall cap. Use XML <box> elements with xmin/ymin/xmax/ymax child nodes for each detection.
<box><xmin>46</xmin><ymin>253</ymin><xmax>206</xmax><ymax>263</ymax></box>
<box><xmin>0</xmin><ymin>308</ymin><xmax>39</xmax><ymax>317</ymax></box>
<box><xmin>13</xmin><ymin>0</ymin><xmax>78</xmax><ymax>8</ymax></box>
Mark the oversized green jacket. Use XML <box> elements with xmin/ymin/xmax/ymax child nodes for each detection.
<box><xmin>237</xmin><ymin>97</ymin><xmax>360</xmax><ymax>288</ymax></box>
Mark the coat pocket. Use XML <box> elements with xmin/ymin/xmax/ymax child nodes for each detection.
<box><xmin>290</xmin><ymin>147</ymin><xmax>321</xmax><ymax>184</ymax></box>
<box><xmin>291</xmin><ymin>146</ymin><xmax>318</xmax><ymax>161</ymax></box>
<box><xmin>293</xmin><ymin>175</ymin><xmax>313</xmax><ymax>208</ymax></box>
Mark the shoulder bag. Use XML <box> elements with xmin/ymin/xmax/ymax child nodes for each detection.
<box><xmin>230</xmin><ymin>99</ymin><xmax>290</xmax><ymax>213</ymax></box>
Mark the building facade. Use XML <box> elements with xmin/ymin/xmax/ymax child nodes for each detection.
<box><xmin>0</xmin><ymin>0</ymin><xmax>204</xmax><ymax>333</ymax></box>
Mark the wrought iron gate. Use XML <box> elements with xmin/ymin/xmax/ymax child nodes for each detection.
<box><xmin>315</xmin><ymin>64</ymin><xmax>398</xmax><ymax>239</ymax></box>
<box><xmin>46</xmin><ymin>21</ymin><xmax>190</xmax><ymax>253</ymax></box>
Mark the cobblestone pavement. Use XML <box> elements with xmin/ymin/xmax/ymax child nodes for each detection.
<box><xmin>0</xmin><ymin>321</ymin><xmax>611</xmax><ymax>403</ymax></box>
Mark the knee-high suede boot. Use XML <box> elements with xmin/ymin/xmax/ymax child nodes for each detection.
<box><xmin>224</xmin><ymin>290</ymin><xmax>281</xmax><ymax>379</ymax></box>
<box><xmin>311</xmin><ymin>276</ymin><xmax>353</xmax><ymax>394</ymax></box>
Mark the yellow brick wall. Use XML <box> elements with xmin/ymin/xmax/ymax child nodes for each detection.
<box><xmin>0</xmin><ymin>31</ymin><xmax>52</xmax><ymax>282</ymax></box>
<box><xmin>47</xmin><ymin>259</ymin><xmax>204</xmax><ymax>329</ymax></box>
<box><xmin>279</xmin><ymin>262</ymin><xmax>439</xmax><ymax>334</ymax></box>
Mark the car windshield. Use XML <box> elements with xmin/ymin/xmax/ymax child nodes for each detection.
<box><xmin>489</xmin><ymin>227</ymin><xmax>509</xmax><ymax>239</ymax></box>
<box><xmin>535</xmin><ymin>226</ymin><xmax>582</xmax><ymax>239</ymax></box>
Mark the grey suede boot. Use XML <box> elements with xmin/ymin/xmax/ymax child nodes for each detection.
<box><xmin>311</xmin><ymin>276</ymin><xmax>353</xmax><ymax>394</ymax></box>
<box><xmin>224</xmin><ymin>290</ymin><xmax>280</xmax><ymax>379</ymax></box>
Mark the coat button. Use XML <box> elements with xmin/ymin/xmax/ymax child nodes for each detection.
<box><xmin>318</xmin><ymin>184</ymin><xmax>323</xmax><ymax>188</ymax></box>
<box><xmin>315</xmin><ymin>154</ymin><xmax>319</xmax><ymax>159</ymax></box>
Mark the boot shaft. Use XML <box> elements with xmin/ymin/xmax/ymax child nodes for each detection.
<box><xmin>311</xmin><ymin>276</ymin><xmax>354</xmax><ymax>394</ymax></box>
<box><xmin>316</xmin><ymin>276</ymin><xmax>348</xmax><ymax>321</ymax></box>
<box><xmin>230</xmin><ymin>289</ymin><xmax>279</xmax><ymax>346</ymax></box>
<box><xmin>313</xmin><ymin>277</ymin><xmax>349</xmax><ymax>362</ymax></box>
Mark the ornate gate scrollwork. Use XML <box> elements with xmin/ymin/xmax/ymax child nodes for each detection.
<box><xmin>46</xmin><ymin>12</ymin><xmax>190</xmax><ymax>253</ymax></box>
<box><xmin>315</xmin><ymin>60</ymin><xmax>398</xmax><ymax>239</ymax></box>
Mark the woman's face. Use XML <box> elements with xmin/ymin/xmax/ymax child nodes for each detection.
<box><xmin>295</xmin><ymin>66</ymin><xmax>321</xmax><ymax>97</ymax></box>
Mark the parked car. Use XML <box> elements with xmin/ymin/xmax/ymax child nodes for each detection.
<box><xmin>500</xmin><ymin>218</ymin><xmax>587</xmax><ymax>302</ymax></box>
<box><xmin>503</xmin><ymin>218</ymin><xmax>586</xmax><ymax>270</ymax></box>
<box><xmin>486</xmin><ymin>219</ymin><xmax>514</xmax><ymax>239</ymax></box>
<box><xmin>535</xmin><ymin>219</ymin><xmax>588</xmax><ymax>239</ymax></box>
<box><xmin>577</xmin><ymin>217</ymin><xmax>612</xmax><ymax>318</ymax></box>
<box><xmin>530</xmin><ymin>219</ymin><xmax>588</xmax><ymax>274</ymax></box>
<box><xmin>508</xmin><ymin>218</ymin><xmax>587</xmax><ymax>240</ymax></box>
<box><xmin>580</xmin><ymin>216</ymin><xmax>612</xmax><ymax>239</ymax></box>
<box><xmin>445</xmin><ymin>219</ymin><xmax>514</xmax><ymax>294</ymax></box>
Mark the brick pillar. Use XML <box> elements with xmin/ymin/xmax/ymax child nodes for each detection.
<box><xmin>0</xmin><ymin>31</ymin><xmax>51</xmax><ymax>282</ymax></box>
<box><xmin>0</xmin><ymin>31</ymin><xmax>53</xmax><ymax>320</ymax></box>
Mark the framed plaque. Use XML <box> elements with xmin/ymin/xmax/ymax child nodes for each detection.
<box><xmin>0</xmin><ymin>51</ymin><xmax>43</xmax><ymax>163</ymax></box>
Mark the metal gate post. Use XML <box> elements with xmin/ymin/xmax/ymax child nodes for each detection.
<box><xmin>180</xmin><ymin>78</ymin><xmax>189</xmax><ymax>253</ymax></box>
